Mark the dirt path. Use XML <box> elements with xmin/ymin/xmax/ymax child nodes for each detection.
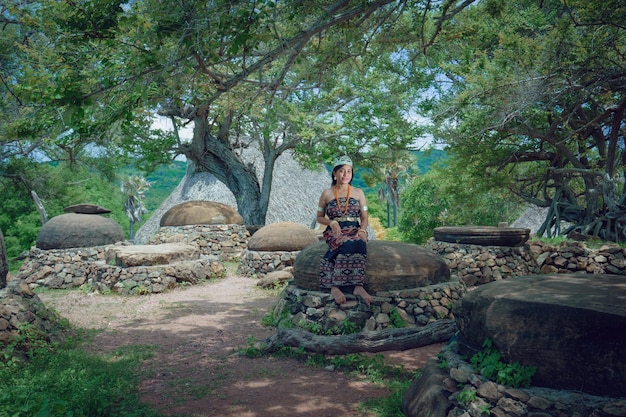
<box><xmin>39</xmin><ymin>275</ymin><xmax>444</xmax><ymax>417</ymax></box>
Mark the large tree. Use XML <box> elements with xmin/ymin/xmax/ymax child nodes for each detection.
<box><xmin>3</xmin><ymin>0</ymin><xmax>475</xmax><ymax>225</ymax></box>
<box><xmin>426</xmin><ymin>0</ymin><xmax>626</xmax><ymax>241</ymax></box>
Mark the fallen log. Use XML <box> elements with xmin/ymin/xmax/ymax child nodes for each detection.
<box><xmin>259</xmin><ymin>319</ymin><xmax>457</xmax><ymax>355</ymax></box>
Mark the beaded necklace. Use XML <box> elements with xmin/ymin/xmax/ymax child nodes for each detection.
<box><xmin>334</xmin><ymin>185</ymin><xmax>351</xmax><ymax>215</ymax></box>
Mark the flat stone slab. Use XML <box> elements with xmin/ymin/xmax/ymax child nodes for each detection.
<box><xmin>453</xmin><ymin>274</ymin><xmax>626</xmax><ymax>397</ymax></box>
<box><xmin>107</xmin><ymin>243</ymin><xmax>200</xmax><ymax>267</ymax></box>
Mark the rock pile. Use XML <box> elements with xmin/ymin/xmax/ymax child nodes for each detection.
<box><xmin>427</xmin><ymin>239</ymin><xmax>626</xmax><ymax>286</ymax></box>
<box><xmin>85</xmin><ymin>258</ymin><xmax>225</xmax><ymax>294</ymax></box>
<box><xmin>16</xmin><ymin>245</ymin><xmax>119</xmax><ymax>289</ymax></box>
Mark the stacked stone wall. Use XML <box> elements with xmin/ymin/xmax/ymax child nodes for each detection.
<box><xmin>274</xmin><ymin>280</ymin><xmax>466</xmax><ymax>333</ymax></box>
<box><xmin>16</xmin><ymin>245</ymin><xmax>226</xmax><ymax>294</ymax></box>
<box><xmin>238</xmin><ymin>249</ymin><xmax>300</xmax><ymax>277</ymax></box>
<box><xmin>427</xmin><ymin>239</ymin><xmax>626</xmax><ymax>286</ymax></box>
<box><xmin>147</xmin><ymin>224</ymin><xmax>249</xmax><ymax>260</ymax></box>
<box><xmin>528</xmin><ymin>240</ymin><xmax>626</xmax><ymax>275</ymax></box>
<box><xmin>16</xmin><ymin>245</ymin><xmax>122</xmax><ymax>289</ymax></box>
<box><xmin>0</xmin><ymin>280</ymin><xmax>70</xmax><ymax>347</ymax></box>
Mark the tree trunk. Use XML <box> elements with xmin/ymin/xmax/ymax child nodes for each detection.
<box><xmin>0</xmin><ymin>228</ymin><xmax>8</xmax><ymax>289</ymax></box>
<box><xmin>259</xmin><ymin>319</ymin><xmax>456</xmax><ymax>355</ymax></box>
<box><xmin>183</xmin><ymin>111</ymin><xmax>270</xmax><ymax>225</ymax></box>
<box><xmin>31</xmin><ymin>190</ymin><xmax>48</xmax><ymax>225</ymax></box>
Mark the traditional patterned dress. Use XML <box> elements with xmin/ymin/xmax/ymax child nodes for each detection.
<box><xmin>319</xmin><ymin>197</ymin><xmax>367</xmax><ymax>289</ymax></box>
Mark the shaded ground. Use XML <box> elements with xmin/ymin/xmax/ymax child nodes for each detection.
<box><xmin>39</xmin><ymin>275</ymin><xmax>444</xmax><ymax>417</ymax></box>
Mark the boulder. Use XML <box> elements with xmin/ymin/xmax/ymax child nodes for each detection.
<box><xmin>159</xmin><ymin>201</ymin><xmax>243</xmax><ymax>226</ymax></box>
<box><xmin>453</xmin><ymin>274</ymin><xmax>626</xmax><ymax>397</ymax></box>
<box><xmin>36</xmin><ymin>213</ymin><xmax>124</xmax><ymax>250</ymax></box>
<box><xmin>293</xmin><ymin>240</ymin><xmax>450</xmax><ymax>293</ymax></box>
<box><xmin>106</xmin><ymin>243</ymin><xmax>200</xmax><ymax>267</ymax></box>
<box><xmin>402</xmin><ymin>358</ymin><xmax>452</xmax><ymax>417</ymax></box>
<box><xmin>248</xmin><ymin>222</ymin><xmax>318</xmax><ymax>251</ymax></box>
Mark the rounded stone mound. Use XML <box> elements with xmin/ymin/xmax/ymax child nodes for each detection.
<box><xmin>294</xmin><ymin>240</ymin><xmax>450</xmax><ymax>293</ymax></box>
<box><xmin>36</xmin><ymin>213</ymin><xmax>124</xmax><ymax>250</ymax></box>
<box><xmin>160</xmin><ymin>201</ymin><xmax>243</xmax><ymax>227</ymax></box>
<box><xmin>248</xmin><ymin>222</ymin><xmax>318</xmax><ymax>251</ymax></box>
<box><xmin>63</xmin><ymin>203</ymin><xmax>111</xmax><ymax>214</ymax></box>
<box><xmin>434</xmin><ymin>226</ymin><xmax>530</xmax><ymax>246</ymax></box>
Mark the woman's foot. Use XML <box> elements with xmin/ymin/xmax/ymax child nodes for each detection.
<box><xmin>353</xmin><ymin>286</ymin><xmax>373</xmax><ymax>306</ymax></box>
<box><xmin>330</xmin><ymin>287</ymin><xmax>347</xmax><ymax>304</ymax></box>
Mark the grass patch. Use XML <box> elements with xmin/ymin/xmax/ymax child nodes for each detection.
<box><xmin>0</xmin><ymin>324</ymin><xmax>160</xmax><ymax>417</ymax></box>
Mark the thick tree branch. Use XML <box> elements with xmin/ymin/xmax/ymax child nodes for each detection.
<box><xmin>258</xmin><ymin>319</ymin><xmax>456</xmax><ymax>355</ymax></box>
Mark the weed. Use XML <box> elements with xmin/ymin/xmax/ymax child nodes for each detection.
<box><xmin>341</xmin><ymin>319</ymin><xmax>360</xmax><ymax>334</ymax></box>
<box><xmin>389</xmin><ymin>309</ymin><xmax>407</xmax><ymax>328</ymax></box>
<box><xmin>470</xmin><ymin>338</ymin><xmax>536</xmax><ymax>388</ymax></box>
<box><xmin>457</xmin><ymin>386</ymin><xmax>477</xmax><ymax>406</ymax></box>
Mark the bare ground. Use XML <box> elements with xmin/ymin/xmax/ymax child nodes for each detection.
<box><xmin>38</xmin><ymin>274</ymin><xmax>444</xmax><ymax>417</ymax></box>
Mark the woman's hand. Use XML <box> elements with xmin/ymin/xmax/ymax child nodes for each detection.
<box><xmin>330</xmin><ymin>220</ymin><xmax>341</xmax><ymax>238</ymax></box>
<box><xmin>357</xmin><ymin>228</ymin><xmax>368</xmax><ymax>241</ymax></box>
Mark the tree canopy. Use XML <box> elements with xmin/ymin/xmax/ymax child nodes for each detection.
<box><xmin>3</xmin><ymin>0</ymin><xmax>626</xmax><ymax>245</ymax></box>
<box><xmin>425</xmin><ymin>0</ymin><xmax>626</xmax><ymax>240</ymax></box>
<box><xmin>2</xmin><ymin>0</ymin><xmax>473</xmax><ymax>225</ymax></box>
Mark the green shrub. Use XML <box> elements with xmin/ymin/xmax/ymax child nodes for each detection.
<box><xmin>470</xmin><ymin>338</ymin><xmax>536</xmax><ymax>388</ymax></box>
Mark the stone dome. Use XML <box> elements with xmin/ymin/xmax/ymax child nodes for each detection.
<box><xmin>159</xmin><ymin>201</ymin><xmax>243</xmax><ymax>227</ymax></box>
<box><xmin>63</xmin><ymin>203</ymin><xmax>111</xmax><ymax>214</ymax></box>
<box><xmin>248</xmin><ymin>222</ymin><xmax>319</xmax><ymax>251</ymax></box>
<box><xmin>36</xmin><ymin>213</ymin><xmax>124</xmax><ymax>250</ymax></box>
<box><xmin>294</xmin><ymin>240</ymin><xmax>451</xmax><ymax>293</ymax></box>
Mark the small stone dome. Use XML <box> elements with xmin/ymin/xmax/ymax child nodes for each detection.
<box><xmin>294</xmin><ymin>240</ymin><xmax>451</xmax><ymax>293</ymax></box>
<box><xmin>248</xmin><ymin>222</ymin><xmax>318</xmax><ymax>251</ymax></box>
<box><xmin>63</xmin><ymin>203</ymin><xmax>111</xmax><ymax>214</ymax></box>
<box><xmin>160</xmin><ymin>201</ymin><xmax>243</xmax><ymax>227</ymax></box>
<box><xmin>36</xmin><ymin>213</ymin><xmax>124</xmax><ymax>250</ymax></box>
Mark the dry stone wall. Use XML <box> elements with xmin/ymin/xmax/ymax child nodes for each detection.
<box><xmin>0</xmin><ymin>279</ymin><xmax>70</xmax><ymax>347</ymax></box>
<box><xmin>15</xmin><ymin>224</ymin><xmax>248</xmax><ymax>294</ymax></box>
<box><xmin>147</xmin><ymin>224</ymin><xmax>249</xmax><ymax>260</ymax></box>
<box><xmin>427</xmin><ymin>239</ymin><xmax>626</xmax><ymax>286</ymax></box>
<box><xmin>238</xmin><ymin>249</ymin><xmax>300</xmax><ymax>277</ymax></box>
<box><xmin>274</xmin><ymin>280</ymin><xmax>466</xmax><ymax>333</ymax></box>
<box><xmin>426</xmin><ymin>240</ymin><xmax>540</xmax><ymax>286</ymax></box>
<box><xmin>15</xmin><ymin>244</ymin><xmax>226</xmax><ymax>294</ymax></box>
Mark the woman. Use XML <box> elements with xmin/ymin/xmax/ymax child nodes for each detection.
<box><xmin>316</xmin><ymin>155</ymin><xmax>373</xmax><ymax>305</ymax></box>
